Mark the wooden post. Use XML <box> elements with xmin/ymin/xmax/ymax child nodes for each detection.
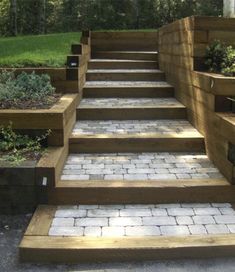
<box><xmin>224</xmin><ymin>0</ymin><xmax>235</xmax><ymax>17</ymax></box>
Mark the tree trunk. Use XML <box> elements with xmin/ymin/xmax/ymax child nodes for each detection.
<box><xmin>134</xmin><ymin>0</ymin><xmax>140</xmax><ymax>29</ymax></box>
<box><xmin>223</xmin><ymin>0</ymin><xmax>235</xmax><ymax>17</ymax></box>
<box><xmin>39</xmin><ymin>0</ymin><xmax>46</xmax><ymax>34</ymax></box>
<box><xmin>10</xmin><ymin>0</ymin><xmax>17</xmax><ymax>36</ymax></box>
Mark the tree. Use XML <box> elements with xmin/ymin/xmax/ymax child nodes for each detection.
<box><xmin>10</xmin><ymin>0</ymin><xmax>17</xmax><ymax>36</ymax></box>
<box><xmin>0</xmin><ymin>0</ymin><xmax>224</xmax><ymax>36</ymax></box>
<box><xmin>39</xmin><ymin>0</ymin><xmax>46</xmax><ymax>34</ymax></box>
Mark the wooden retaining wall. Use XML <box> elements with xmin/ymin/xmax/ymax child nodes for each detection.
<box><xmin>91</xmin><ymin>31</ymin><xmax>158</xmax><ymax>52</ymax></box>
<box><xmin>158</xmin><ymin>16</ymin><xmax>235</xmax><ymax>183</ymax></box>
<box><xmin>67</xmin><ymin>30</ymin><xmax>91</xmax><ymax>98</ymax></box>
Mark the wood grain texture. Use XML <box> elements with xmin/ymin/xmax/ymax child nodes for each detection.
<box><xmin>48</xmin><ymin>179</ymin><xmax>235</xmax><ymax>204</ymax></box>
<box><xmin>69</xmin><ymin>133</ymin><xmax>205</xmax><ymax>153</ymax></box>
<box><xmin>76</xmin><ymin>107</ymin><xmax>187</xmax><ymax>120</ymax></box>
<box><xmin>19</xmin><ymin>233</ymin><xmax>235</xmax><ymax>263</ymax></box>
<box><xmin>158</xmin><ymin>16</ymin><xmax>235</xmax><ymax>184</ymax></box>
<box><xmin>24</xmin><ymin>205</ymin><xmax>56</xmax><ymax>236</ymax></box>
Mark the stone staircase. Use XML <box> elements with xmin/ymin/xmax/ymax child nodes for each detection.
<box><xmin>19</xmin><ymin>49</ymin><xmax>235</xmax><ymax>263</ymax></box>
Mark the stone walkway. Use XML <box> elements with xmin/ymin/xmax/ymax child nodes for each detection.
<box><xmin>79</xmin><ymin>98</ymin><xmax>183</xmax><ymax>108</ymax></box>
<box><xmin>61</xmin><ymin>152</ymin><xmax>223</xmax><ymax>181</ymax></box>
<box><xmin>49</xmin><ymin>203</ymin><xmax>235</xmax><ymax>237</ymax></box>
<box><xmin>72</xmin><ymin>120</ymin><xmax>200</xmax><ymax>135</ymax></box>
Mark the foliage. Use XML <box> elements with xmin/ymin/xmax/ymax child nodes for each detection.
<box><xmin>0</xmin><ymin>32</ymin><xmax>81</xmax><ymax>67</ymax></box>
<box><xmin>205</xmin><ymin>40</ymin><xmax>235</xmax><ymax>76</ymax></box>
<box><xmin>0</xmin><ymin>0</ymin><xmax>223</xmax><ymax>36</ymax></box>
<box><xmin>0</xmin><ymin>122</ymin><xmax>50</xmax><ymax>165</ymax></box>
<box><xmin>222</xmin><ymin>46</ymin><xmax>235</xmax><ymax>76</ymax></box>
<box><xmin>0</xmin><ymin>70</ymin><xmax>55</xmax><ymax>102</ymax></box>
<box><xmin>205</xmin><ymin>40</ymin><xmax>228</xmax><ymax>73</ymax></box>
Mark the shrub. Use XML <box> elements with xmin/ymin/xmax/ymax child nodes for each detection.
<box><xmin>205</xmin><ymin>40</ymin><xmax>235</xmax><ymax>76</ymax></box>
<box><xmin>0</xmin><ymin>70</ymin><xmax>57</xmax><ymax>108</ymax></box>
<box><xmin>0</xmin><ymin>122</ymin><xmax>51</xmax><ymax>165</ymax></box>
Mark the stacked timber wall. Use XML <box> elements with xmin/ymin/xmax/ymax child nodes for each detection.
<box><xmin>91</xmin><ymin>31</ymin><xmax>158</xmax><ymax>52</ymax></box>
<box><xmin>0</xmin><ymin>32</ymin><xmax>90</xmax><ymax>214</ymax></box>
<box><xmin>158</xmin><ymin>16</ymin><xmax>235</xmax><ymax>183</ymax></box>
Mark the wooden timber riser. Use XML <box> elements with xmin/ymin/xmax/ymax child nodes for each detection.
<box><xmin>88</xmin><ymin>60</ymin><xmax>158</xmax><ymax>69</ymax></box>
<box><xmin>86</xmin><ymin>72</ymin><xmax>165</xmax><ymax>81</ymax></box>
<box><xmin>92</xmin><ymin>51</ymin><xmax>158</xmax><ymax>61</ymax></box>
<box><xmin>19</xmin><ymin>234</ymin><xmax>235</xmax><ymax>263</ymax></box>
<box><xmin>83</xmin><ymin>86</ymin><xmax>174</xmax><ymax>98</ymax></box>
<box><xmin>19</xmin><ymin>204</ymin><xmax>235</xmax><ymax>263</ymax></box>
<box><xmin>76</xmin><ymin>107</ymin><xmax>187</xmax><ymax>120</ymax></box>
<box><xmin>68</xmin><ymin>135</ymin><xmax>205</xmax><ymax>153</ymax></box>
<box><xmin>49</xmin><ymin>179</ymin><xmax>235</xmax><ymax>205</ymax></box>
<box><xmin>91</xmin><ymin>31</ymin><xmax>158</xmax><ymax>51</ymax></box>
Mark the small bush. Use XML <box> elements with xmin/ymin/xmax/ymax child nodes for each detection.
<box><xmin>205</xmin><ymin>40</ymin><xmax>235</xmax><ymax>76</ymax></box>
<box><xmin>0</xmin><ymin>122</ymin><xmax>51</xmax><ymax>165</ymax></box>
<box><xmin>0</xmin><ymin>70</ymin><xmax>58</xmax><ymax>109</ymax></box>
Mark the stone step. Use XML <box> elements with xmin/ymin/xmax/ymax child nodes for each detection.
<box><xmin>92</xmin><ymin>51</ymin><xmax>158</xmax><ymax>61</ymax></box>
<box><xmin>69</xmin><ymin>120</ymin><xmax>205</xmax><ymax>152</ymax></box>
<box><xmin>51</xmin><ymin>152</ymin><xmax>234</xmax><ymax>204</ymax></box>
<box><xmin>77</xmin><ymin>98</ymin><xmax>187</xmax><ymax>120</ymax></box>
<box><xmin>83</xmin><ymin>81</ymin><xmax>174</xmax><ymax>98</ymax></box>
<box><xmin>86</xmin><ymin>69</ymin><xmax>165</xmax><ymax>81</ymax></box>
<box><xmin>88</xmin><ymin>59</ymin><xmax>158</xmax><ymax>69</ymax></box>
<box><xmin>60</xmin><ymin>152</ymin><xmax>224</xmax><ymax>182</ymax></box>
<box><xmin>20</xmin><ymin>204</ymin><xmax>235</xmax><ymax>263</ymax></box>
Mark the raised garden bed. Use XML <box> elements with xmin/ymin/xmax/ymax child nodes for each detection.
<box><xmin>0</xmin><ymin>93</ymin><xmax>78</xmax><ymax>146</ymax></box>
<box><xmin>0</xmin><ymin>143</ymin><xmax>68</xmax><ymax>214</ymax></box>
<box><xmin>193</xmin><ymin>71</ymin><xmax>235</xmax><ymax>112</ymax></box>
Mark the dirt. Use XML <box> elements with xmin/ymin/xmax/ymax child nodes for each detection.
<box><xmin>0</xmin><ymin>94</ymin><xmax>61</xmax><ymax>110</ymax></box>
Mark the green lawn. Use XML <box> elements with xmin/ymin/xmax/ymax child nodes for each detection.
<box><xmin>0</xmin><ymin>32</ymin><xmax>81</xmax><ymax>67</ymax></box>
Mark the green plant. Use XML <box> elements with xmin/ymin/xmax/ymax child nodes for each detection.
<box><xmin>0</xmin><ymin>122</ymin><xmax>51</xmax><ymax>165</ymax></box>
<box><xmin>222</xmin><ymin>46</ymin><xmax>235</xmax><ymax>76</ymax></box>
<box><xmin>205</xmin><ymin>40</ymin><xmax>228</xmax><ymax>73</ymax></box>
<box><xmin>205</xmin><ymin>40</ymin><xmax>235</xmax><ymax>76</ymax></box>
<box><xmin>0</xmin><ymin>70</ymin><xmax>58</xmax><ymax>109</ymax></box>
<box><xmin>0</xmin><ymin>70</ymin><xmax>55</xmax><ymax>101</ymax></box>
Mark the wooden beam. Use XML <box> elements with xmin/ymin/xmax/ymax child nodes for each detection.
<box><xmin>19</xmin><ymin>234</ymin><xmax>235</xmax><ymax>263</ymax></box>
<box><xmin>24</xmin><ymin>205</ymin><xmax>56</xmax><ymax>236</ymax></box>
<box><xmin>48</xmin><ymin>179</ymin><xmax>235</xmax><ymax>204</ymax></box>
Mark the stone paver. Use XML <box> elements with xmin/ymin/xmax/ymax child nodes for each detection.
<box><xmin>87</xmin><ymin>69</ymin><xmax>161</xmax><ymax>73</ymax></box>
<box><xmin>72</xmin><ymin>120</ymin><xmax>200</xmax><ymax>135</ymax></box>
<box><xmin>49</xmin><ymin>227</ymin><xmax>84</xmax><ymax>236</ymax></box>
<box><xmin>49</xmin><ymin>203</ymin><xmax>235</xmax><ymax>237</ymax></box>
<box><xmin>61</xmin><ymin>152</ymin><xmax>223</xmax><ymax>181</ymax></box>
<box><xmin>78</xmin><ymin>98</ymin><xmax>184</xmax><ymax>108</ymax></box>
<box><xmin>84</xmin><ymin>80</ymin><xmax>172</xmax><ymax>87</ymax></box>
<box><xmin>160</xmin><ymin>225</ymin><xmax>190</xmax><ymax>236</ymax></box>
<box><xmin>84</xmin><ymin>227</ymin><xmax>101</xmax><ymax>237</ymax></box>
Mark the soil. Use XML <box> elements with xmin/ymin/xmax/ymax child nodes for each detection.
<box><xmin>0</xmin><ymin>149</ymin><xmax>42</xmax><ymax>165</ymax></box>
<box><xmin>0</xmin><ymin>93</ymin><xmax>61</xmax><ymax>110</ymax></box>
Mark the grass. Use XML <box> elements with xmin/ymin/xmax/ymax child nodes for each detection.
<box><xmin>0</xmin><ymin>30</ymin><xmax>156</xmax><ymax>67</ymax></box>
<box><xmin>0</xmin><ymin>32</ymin><xmax>81</xmax><ymax>67</ymax></box>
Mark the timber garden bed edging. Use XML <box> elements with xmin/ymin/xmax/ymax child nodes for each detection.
<box><xmin>0</xmin><ymin>93</ymin><xmax>79</xmax><ymax>146</ymax></box>
<box><xmin>0</xmin><ymin>142</ymin><xmax>69</xmax><ymax>214</ymax></box>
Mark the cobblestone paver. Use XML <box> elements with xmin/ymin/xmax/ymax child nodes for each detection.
<box><xmin>84</xmin><ymin>80</ymin><xmax>171</xmax><ymax>87</ymax></box>
<box><xmin>87</xmin><ymin>69</ymin><xmax>162</xmax><ymax>73</ymax></box>
<box><xmin>49</xmin><ymin>203</ymin><xmax>235</xmax><ymax>237</ymax></box>
<box><xmin>78</xmin><ymin>98</ymin><xmax>183</xmax><ymax>108</ymax></box>
<box><xmin>72</xmin><ymin>120</ymin><xmax>200</xmax><ymax>135</ymax></box>
<box><xmin>61</xmin><ymin>152</ymin><xmax>223</xmax><ymax>181</ymax></box>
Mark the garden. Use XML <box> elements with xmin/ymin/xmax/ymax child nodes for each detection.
<box><xmin>1</xmin><ymin>0</ymin><xmax>235</xmax><ymax>269</ymax></box>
